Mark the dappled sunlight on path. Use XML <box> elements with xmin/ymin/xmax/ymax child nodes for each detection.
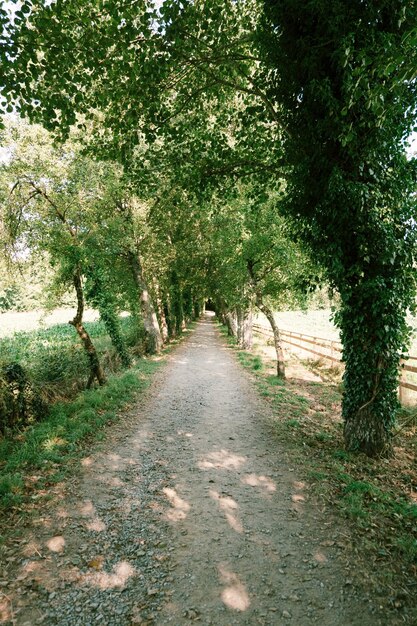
<box><xmin>46</xmin><ymin>536</ymin><xmax>66</xmax><ymax>553</ymax></box>
<box><xmin>82</xmin><ymin>560</ymin><xmax>136</xmax><ymax>590</ymax></box>
<box><xmin>218</xmin><ymin>564</ymin><xmax>251</xmax><ymax>612</ymax></box>
<box><xmin>198</xmin><ymin>449</ymin><xmax>247</xmax><ymax>471</ymax></box>
<box><xmin>242</xmin><ymin>473</ymin><xmax>276</xmax><ymax>494</ymax></box>
<box><xmin>209</xmin><ymin>489</ymin><xmax>244</xmax><ymax>534</ymax></box>
<box><xmin>163</xmin><ymin>487</ymin><xmax>191</xmax><ymax>522</ymax></box>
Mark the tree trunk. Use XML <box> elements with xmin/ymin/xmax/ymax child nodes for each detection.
<box><xmin>225</xmin><ymin>311</ymin><xmax>238</xmax><ymax>338</ymax></box>
<box><xmin>193</xmin><ymin>299</ymin><xmax>201</xmax><ymax>319</ymax></box>
<box><xmin>236</xmin><ymin>307</ymin><xmax>253</xmax><ymax>349</ymax></box>
<box><xmin>128</xmin><ymin>252</ymin><xmax>162</xmax><ymax>354</ymax></box>
<box><xmin>163</xmin><ymin>298</ymin><xmax>176</xmax><ymax>339</ymax></box>
<box><xmin>339</xmin><ymin>286</ymin><xmax>400</xmax><ymax>457</ymax></box>
<box><xmin>183</xmin><ymin>285</ymin><xmax>193</xmax><ymax>322</ymax></box>
<box><xmin>153</xmin><ymin>282</ymin><xmax>169</xmax><ymax>343</ymax></box>
<box><xmin>343</xmin><ymin>351</ymin><xmax>394</xmax><ymax>457</ymax></box>
<box><xmin>256</xmin><ymin>298</ymin><xmax>285</xmax><ymax>378</ymax></box>
<box><xmin>69</xmin><ymin>270</ymin><xmax>106</xmax><ymax>388</ymax></box>
<box><xmin>87</xmin><ymin>271</ymin><xmax>131</xmax><ymax>368</ymax></box>
<box><xmin>97</xmin><ymin>302</ymin><xmax>131</xmax><ymax>368</ymax></box>
<box><xmin>215</xmin><ymin>299</ymin><xmax>227</xmax><ymax>325</ymax></box>
<box><xmin>170</xmin><ymin>271</ymin><xmax>184</xmax><ymax>335</ymax></box>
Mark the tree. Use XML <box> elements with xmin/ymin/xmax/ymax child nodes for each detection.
<box><xmin>114</xmin><ymin>199</ymin><xmax>163</xmax><ymax>354</ymax></box>
<box><xmin>202</xmin><ymin>182</ymin><xmax>316</xmax><ymax>368</ymax></box>
<box><xmin>0</xmin><ymin>120</ymin><xmax>110</xmax><ymax>386</ymax></box>
<box><xmin>258</xmin><ymin>0</ymin><xmax>417</xmax><ymax>455</ymax></box>
<box><xmin>244</xmin><ymin>190</ymin><xmax>316</xmax><ymax>378</ymax></box>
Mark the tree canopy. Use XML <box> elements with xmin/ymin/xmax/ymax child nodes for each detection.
<box><xmin>2</xmin><ymin>0</ymin><xmax>417</xmax><ymax>456</ymax></box>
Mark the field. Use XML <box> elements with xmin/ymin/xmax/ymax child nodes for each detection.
<box><xmin>3</xmin><ymin>307</ymin><xmax>417</xmax><ymax>406</ymax></box>
<box><xmin>0</xmin><ymin>307</ymin><xmax>99</xmax><ymax>338</ymax></box>
<box><xmin>273</xmin><ymin>308</ymin><xmax>340</xmax><ymax>340</ymax></box>
<box><xmin>272</xmin><ymin>308</ymin><xmax>417</xmax><ymax>352</ymax></box>
<box><xmin>3</xmin><ymin>305</ymin><xmax>417</xmax><ymax>348</ymax></box>
<box><xmin>0</xmin><ymin>309</ymin><xmax>147</xmax><ymax>434</ymax></box>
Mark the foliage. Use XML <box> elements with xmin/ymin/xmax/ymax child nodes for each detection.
<box><xmin>258</xmin><ymin>0</ymin><xmax>417</xmax><ymax>455</ymax></box>
<box><xmin>0</xmin><ymin>316</ymin><xmax>145</xmax><ymax>432</ymax></box>
<box><xmin>2</xmin><ymin>1</ymin><xmax>417</xmax><ymax>456</ymax></box>
<box><xmin>86</xmin><ymin>269</ymin><xmax>132</xmax><ymax>368</ymax></box>
<box><xmin>0</xmin><ymin>118</ymin><xmax>154</xmax><ymax>366</ymax></box>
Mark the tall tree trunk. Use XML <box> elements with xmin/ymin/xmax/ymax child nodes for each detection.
<box><xmin>218</xmin><ymin>301</ymin><xmax>228</xmax><ymax>326</ymax></box>
<box><xmin>128</xmin><ymin>252</ymin><xmax>162</xmax><ymax>354</ymax></box>
<box><xmin>255</xmin><ymin>296</ymin><xmax>285</xmax><ymax>379</ymax></box>
<box><xmin>225</xmin><ymin>311</ymin><xmax>238</xmax><ymax>338</ymax></box>
<box><xmin>247</xmin><ymin>263</ymin><xmax>283</xmax><ymax>375</ymax></box>
<box><xmin>183</xmin><ymin>285</ymin><xmax>193</xmax><ymax>322</ymax></box>
<box><xmin>163</xmin><ymin>297</ymin><xmax>176</xmax><ymax>339</ymax></box>
<box><xmin>69</xmin><ymin>270</ymin><xmax>106</xmax><ymax>388</ymax></box>
<box><xmin>236</xmin><ymin>307</ymin><xmax>253</xmax><ymax>349</ymax></box>
<box><xmin>153</xmin><ymin>281</ymin><xmax>169</xmax><ymax>343</ymax></box>
<box><xmin>170</xmin><ymin>270</ymin><xmax>184</xmax><ymax>335</ymax></box>
<box><xmin>339</xmin><ymin>286</ymin><xmax>399</xmax><ymax>457</ymax></box>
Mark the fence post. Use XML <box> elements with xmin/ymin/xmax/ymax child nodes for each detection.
<box><xmin>399</xmin><ymin>359</ymin><xmax>405</xmax><ymax>405</ymax></box>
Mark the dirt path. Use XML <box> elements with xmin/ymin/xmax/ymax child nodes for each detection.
<box><xmin>1</xmin><ymin>317</ymin><xmax>398</xmax><ymax>625</ymax></box>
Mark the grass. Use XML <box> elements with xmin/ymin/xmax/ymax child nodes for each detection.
<box><xmin>0</xmin><ymin>357</ymin><xmax>162</xmax><ymax>520</ymax></box>
<box><xmin>220</xmin><ymin>318</ymin><xmax>417</xmax><ymax>584</ymax></box>
<box><xmin>237</xmin><ymin>350</ymin><xmax>263</xmax><ymax>372</ymax></box>
<box><xmin>0</xmin><ymin>316</ymin><xmax>143</xmax><ymax>380</ymax></box>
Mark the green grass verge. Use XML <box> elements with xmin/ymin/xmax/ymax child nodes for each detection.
<box><xmin>0</xmin><ymin>357</ymin><xmax>162</xmax><ymax>520</ymax></box>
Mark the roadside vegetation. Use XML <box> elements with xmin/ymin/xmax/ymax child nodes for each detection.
<box><xmin>0</xmin><ymin>358</ymin><xmax>160</xmax><ymax>516</ymax></box>
<box><xmin>0</xmin><ymin>316</ymin><xmax>145</xmax><ymax>404</ymax></box>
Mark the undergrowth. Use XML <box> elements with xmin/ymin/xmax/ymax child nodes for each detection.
<box><xmin>219</xmin><ymin>321</ymin><xmax>417</xmax><ymax>570</ymax></box>
<box><xmin>0</xmin><ymin>320</ymin><xmax>194</xmax><ymax>525</ymax></box>
<box><xmin>0</xmin><ymin>316</ymin><xmax>146</xmax><ymax>399</ymax></box>
<box><xmin>0</xmin><ymin>316</ymin><xmax>148</xmax><ymax>434</ymax></box>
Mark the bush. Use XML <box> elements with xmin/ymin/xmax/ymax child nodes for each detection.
<box><xmin>0</xmin><ymin>362</ymin><xmax>47</xmax><ymax>433</ymax></box>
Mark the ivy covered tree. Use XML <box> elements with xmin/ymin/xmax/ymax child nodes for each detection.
<box><xmin>258</xmin><ymin>0</ymin><xmax>417</xmax><ymax>455</ymax></box>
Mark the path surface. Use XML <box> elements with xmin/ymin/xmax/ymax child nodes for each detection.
<box><xmin>1</xmin><ymin>317</ymin><xmax>397</xmax><ymax>625</ymax></box>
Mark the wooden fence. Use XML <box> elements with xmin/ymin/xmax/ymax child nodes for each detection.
<box><xmin>252</xmin><ymin>323</ymin><xmax>417</xmax><ymax>401</ymax></box>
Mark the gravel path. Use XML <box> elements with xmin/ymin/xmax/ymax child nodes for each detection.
<box><xmin>1</xmin><ymin>317</ymin><xmax>401</xmax><ymax>625</ymax></box>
